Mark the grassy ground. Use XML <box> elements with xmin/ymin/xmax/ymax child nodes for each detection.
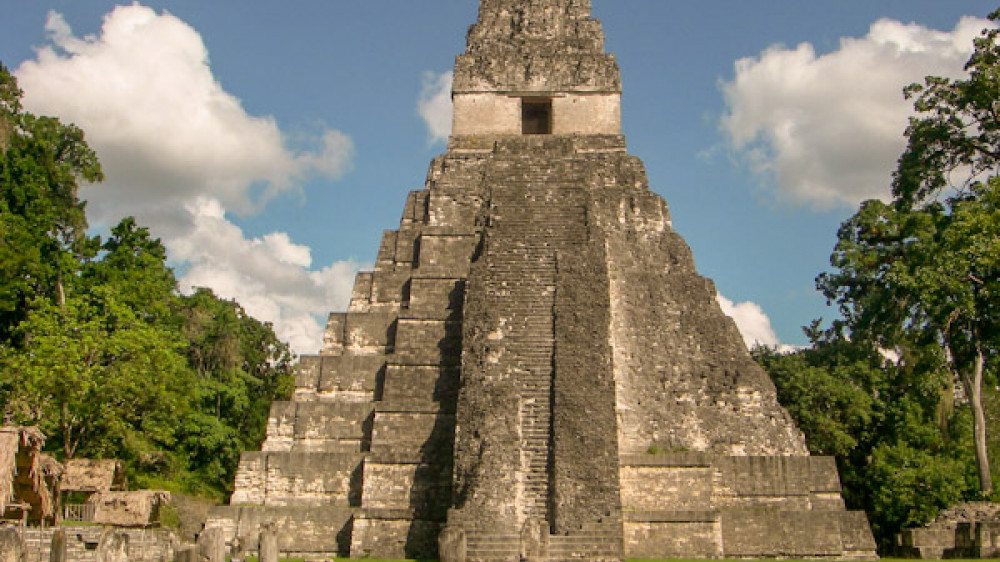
<box><xmin>304</xmin><ymin>558</ymin><xmax>982</xmax><ymax>562</ymax></box>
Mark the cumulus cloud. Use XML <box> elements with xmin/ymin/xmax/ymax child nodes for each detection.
<box><xmin>720</xmin><ymin>17</ymin><xmax>992</xmax><ymax>209</ymax></box>
<box><xmin>717</xmin><ymin>294</ymin><xmax>797</xmax><ymax>353</ymax></box>
<box><xmin>417</xmin><ymin>71</ymin><xmax>453</xmax><ymax>143</ymax></box>
<box><xmin>172</xmin><ymin>198</ymin><xmax>360</xmax><ymax>354</ymax></box>
<box><xmin>14</xmin><ymin>5</ymin><xmax>360</xmax><ymax>354</ymax></box>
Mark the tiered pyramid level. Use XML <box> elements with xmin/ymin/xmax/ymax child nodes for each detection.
<box><xmin>208</xmin><ymin>1</ymin><xmax>878</xmax><ymax>559</ymax></box>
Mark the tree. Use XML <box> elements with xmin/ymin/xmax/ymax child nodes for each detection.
<box><xmin>757</xmin><ymin>334</ymin><xmax>977</xmax><ymax>544</ymax></box>
<box><xmin>178</xmin><ymin>288</ymin><xmax>294</xmax><ymax>453</ymax></box>
<box><xmin>0</xmin><ymin>65</ymin><xmax>294</xmax><ymax>497</ymax></box>
<box><xmin>0</xmin><ymin>64</ymin><xmax>102</xmax><ymax>341</ymax></box>
<box><xmin>82</xmin><ymin>217</ymin><xmax>178</xmax><ymax>324</ymax></box>
<box><xmin>1</xmin><ymin>290</ymin><xmax>192</xmax><ymax>459</ymax></box>
<box><xmin>818</xmin><ymin>13</ymin><xmax>1000</xmax><ymax>495</ymax></box>
<box><xmin>754</xmin><ymin>335</ymin><xmax>880</xmax><ymax>459</ymax></box>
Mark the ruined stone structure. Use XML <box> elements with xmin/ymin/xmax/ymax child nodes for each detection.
<box><xmin>208</xmin><ymin>1</ymin><xmax>878</xmax><ymax>559</ymax></box>
<box><xmin>896</xmin><ymin>503</ymin><xmax>1000</xmax><ymax>559</ymax></box>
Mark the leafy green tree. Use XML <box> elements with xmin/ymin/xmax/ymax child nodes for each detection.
<box><xmin>0</xmin><ymin>65</ymin><xmax>295</xmax><ymax>498</ymax></box>
<box><xmin>818</xmin><ymin>12</ymin><xmax>1000</xmax><ymax>495</ymax></box>
<box><xmin>178</xmin><ymin>288</ymin><xmax>294</xmax><ymax>455</ymax></box>
<box><xmin>758</xmin><ymin>334</ymin><xmax>977</xmax><ymax>544</ymax></box>
<box><xmin>0</xmin><ymin>64</ymin><xmax>102</xmax><ymax>341</ymax></box>
<box><xmin>866</xmin><ymin>440</ymin><xmax>976</xmax><ymax>537</ymax></box>
<box><xmin>1</xmin><ymin>289</ymin><xmax>191</xmax><ymax>459</ymax></box>
<box><xmin>754</xmin><ymin>335</ymin><xmax>880</xmax><ymax>458</ymax></box>
<box><xmin>82</xmin><ymin>217</ymin><xmax>178</xmax><ymax>324</ymax></box>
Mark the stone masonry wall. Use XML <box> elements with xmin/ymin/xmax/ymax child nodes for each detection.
<box><xmin>213</xmin><ymin>1</ymin><xmax>878</xmax><ymax>558</ymax></box>
<box><xmin>589</xmin><ymin>153</ymin><xmax>808</xmax><ymax>456</ymax></box>
<box><xmin>454</xmin><ymin>0</ymin><xmax>620</xmax><ymax>94</ymax></box>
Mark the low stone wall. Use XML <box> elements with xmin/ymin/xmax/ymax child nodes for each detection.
<box><xmin>206</xmin><ymin>505</ymin><xmax>354</xmax><ymax>555</ymax></box>
<box><xmin>896</xmin><ymin>502</ymin><xmax>1000</xmax><ymax>558</ymax></box>
<box><xmin>20</xmin><ymin>526</ymin><xmax>175</xmax><ymax>562</ymax></box>
<box><xmin>624</xmin><ymin>511</ymin><xmax>722</xmax><ymax>559</ymax></box>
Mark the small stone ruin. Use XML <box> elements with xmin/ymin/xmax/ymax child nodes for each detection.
<box><xmin>897</xmin><ymin>502</ymin><xmax>1000</xmax><ymax>559</ymax></box>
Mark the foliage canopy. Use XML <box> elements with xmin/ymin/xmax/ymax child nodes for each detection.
<box><xmin>0</xmin><ymin>65</ymin><xmax>293</xmax><ymax>498</ymax></box>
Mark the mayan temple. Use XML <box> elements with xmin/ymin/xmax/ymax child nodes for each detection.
<box><xmin>207</xmin><ymin>1</ymin><xmax>878</xmax><ymax>559</ymax></box>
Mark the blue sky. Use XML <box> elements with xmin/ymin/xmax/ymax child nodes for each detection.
<box><xmin>2</xmin><ymin>1</ymin><xmax>997</xmax><ymax>353</ymax></box>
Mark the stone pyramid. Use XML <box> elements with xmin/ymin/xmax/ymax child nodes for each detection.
<box><xmin>208</xmin><ymin>1</ymin><xmax>878</xmax><ymax>559</ymax></box>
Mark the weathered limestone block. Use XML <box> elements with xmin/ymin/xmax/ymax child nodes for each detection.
<box><xmin>370</xmin><ymin>270</ymin><xmax>412</xmax><ymax>306</ymax></box>
<box><xmin>395</xmin><ymin>226</ymin><xmax>422</xmax><ymax>265</ymax></box>
<box><xmin>898</xmin><ymin>527</ymin><xmax>957</xmax><ymax>559</ymax></box>
<box><xmin>294</xmin><ymin>401</ymin><xmax>371</xmax><ymax>442</ymax></box>
<box><xmin>370</xmin><ymin>407</ymin><xmax>455</xmax><ymax>452</ymax></box>
<box><xmin>258</xmin><ymin>522</ymin><xmax>278</xmax><ymax>562</ymax></box>
<box><xmin>0</xmin><ymin>527</ymin><xmax>24</xmax><ymax>562</ymax></box>
<box><xmin>426</xmin><ymin>191</ymin><xmax>483</xmax><ymax>229</ymax></box>
<box><xmin>454</xmin><ymin>53</ymin><xmax>621</xmax><ymax>93</ymax></box>
<box><xmin>393</xmin><ymin>319</ymin><xmax>461</xmax><ymax>366</ymax></box>
<box><xmin>416</xmin><ymin>234</ymin><xmax>478</xmax><ymax>277</ymax></box>
<box><xmin>196</xmin><ymin>527</ymin><xmax>225</xmax><ymax>562</ymax></box>
<box><xmin>349</xmin><ymin>272</ymin><xmax>375</xmax><ymax>311</ymax></box>
<box><xmin>95</xmin><ymin>529</ymin><xmax>129</xmax><ymax>562</ymax></box>
<box><xmin>321</xmin><ymin>313</ymin><xmax>347</xmax><ymax>355</ymax></box>
<box><xmin>722</xmin><ymin>511</ymin><xmax>846</xmax><ymax>558</ymax></box>
<box><xmin>210</xmin><ymin>505</ymin><xmax>354</xmax><ymax>555</ymax></box>
<box><xmin>261</xmin><ymin>401</ymin><xmax>372</xmax><ymax>453</ymax></box>
<box><xmin>401</xmin><ymin>190</ymin><xmax>429</xmax><ymax>226</ymax></box>
<box><xmin>293</xmin><ymin>355</ymin><xmax>322</xmax><ymax>395</ymax></box>
<box><xmin>619</xmin><ymin>463</ymin><xmax>714</xmax><ymax>511</ymax></box>
<box><xmin>840</xmin><ymin>511</ymin><xmax>879</xmax><ymax>558</ymax></box>
<box><xmin>49</xmin><ymin>528</ymin><xmax>66</xmax><ymax>562</ymax></box>
<box><xmin>381</xmin><ymin>364</ymin><xmax>460</xmax><ymax>404</ymax></box>
<box><xmin>174</xmin><ymin>546</ymin><xmax>197</xmax><ymax>562</ymax></box>
<box><xmin>230</xmin><ymin>453</ymin><xmax>266</xmax><ymax>505</ymax></box>
<box><xmin>361</xmin><ymin>458</ymin><xmax>452</xmax><ymax>519</ymax></box>
<box><xmin>344</xmin><ymin>312</ymin><xmax>397</xmax><ymax>353</ymax></box>
<box><xmin>713</xmin><ymin>456</ymin><xmax>812</xmax><ymax>510</ymax></box>
<box><xmin>317</xmin><ymin>354</ymin><xmax>382</xmax><ymax>398</ymax></box>
<box><xmin>350</xmin><ymin>512</ymin><xmax>440</xmax><ymax>560</ymax></box>
<box><xmin>623</xmin><ymin>511</ymin><xmax>722</xmax><ymax>559</ymax></box>
<box><xmin>376</xmin><ymin>230</ymin><xmax>399</xmax><ymax>268</ymax></box>
<box><xmin>438</xmin><ymin>526</ymin><xmax>467</xmax><ymax>562</ymax></box>
<box><xmin>263</xmin><ymin>451</ymin><xmax>363</xmax><ymax>506</ymax></box>
<box><xmin>262</xmin><ymin>402</ymin><xmax>297</xmax><ymax>451</ymax></box>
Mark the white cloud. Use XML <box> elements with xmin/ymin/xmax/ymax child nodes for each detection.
<box><xmin>720</xmin><ymin>16</ymin><xmax>992</xmax><ymax>209</ymax></box>
<box><xmin>417</xmin><ymin>71</ymin><xmax>453</xmax><ymax>144</ymax></box>
<box><xmin>717</xmin><ymin>294</ymin><xmax>797</xmax><ymax>353</ymax></box>
<box><xmin>172</xmin><ymin>198</ymin><xmax>360</xmax><ymax>355</ymax></box>
<box><xmin>13</xmin><ymin>5</ymin><xmax>359</xmax><ymax>354</ymax></box>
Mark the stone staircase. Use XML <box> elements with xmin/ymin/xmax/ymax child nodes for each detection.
<box><xmin>487</xmin><ymin>154</ymin><xmax>584</xmax><ymax>529</ymax></box>
<box><xmin>459</xmin><ymin>147</ymin><xmax>624</xmax><ymax>561</ymax></box>
<box><xmin>464</xmin><ymin>530</ymin><xmax>521</xmax><ymax>561</ymax></box>
<box><xmin>209</xmin><ymin>151</ymin><xmax>488</xmax><ymax>559</ymax></box>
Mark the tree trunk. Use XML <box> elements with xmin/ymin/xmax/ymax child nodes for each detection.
<box><xmin>970</xmin><ymin>346</ymin><xmax>992</xmax><ymax>495</ymax></box>
<box><xmin>56</xmin><ymin>272</ymin><xmax>65</xmax><ymax>308</ymax></box>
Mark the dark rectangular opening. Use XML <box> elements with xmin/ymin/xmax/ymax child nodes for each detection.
<box><xmin>522</xmin><ymin>98</ymin><xmax>552</xmax><ymax>135</ymax></box>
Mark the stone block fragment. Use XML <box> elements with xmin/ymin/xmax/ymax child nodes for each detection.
<box><xmin>258</xmin><ymin>522</ymin><xmax>278</xmax><ymax>562</ymax></box>
<box><xmin>48</xmin><ymin>528</ymin><xmax>66</xmax><ymax>562</ymax></box>
<box><xmin>95</xmin><ymin>529</ymin><xmax>129</xmax><ymax>562</ymax></box>
<box><xmin>0</xmin><ymin>527</ymin><xmax>24</xmax><ymax>562</ymax></box>
<box><xmin>196</xmin><ymin>527</ymin><xmax>225</xmax><ymax>562</ymax></box>
<box><xmin>438</xmin><ymin>526</ymin><xmax>467</xmax><ymax>562</ymax></box>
